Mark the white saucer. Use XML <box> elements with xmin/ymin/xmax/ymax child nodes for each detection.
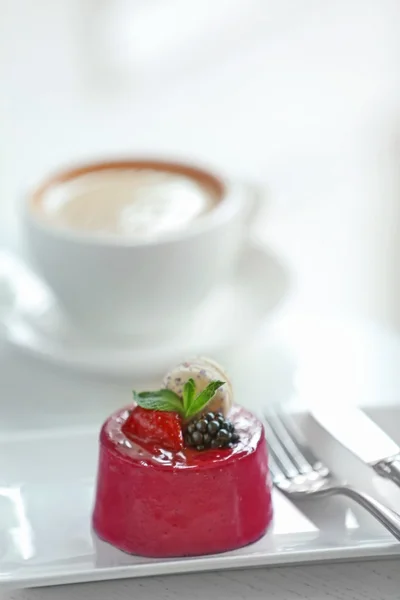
<box><xmin>0</xmin><ymin>242</ymin><xmax>289</xmax><ymax>378</ymax></box>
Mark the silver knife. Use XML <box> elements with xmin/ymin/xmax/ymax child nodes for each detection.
<box><xmin>311</xmin><ymin>406</ymin><xmax>400</xmax><ymax>487</ymax></box>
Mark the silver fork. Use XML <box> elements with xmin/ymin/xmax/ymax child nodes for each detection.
<box><xmin>264</xmin><ymin>409</ymin><xmax>400</xmax><ymax>541</ymax></box>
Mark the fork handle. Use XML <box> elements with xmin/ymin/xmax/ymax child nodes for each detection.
<box><xmin>317</xmin><ymin>485</ymin><xmax>400</xmax><ymax>542</ymax></box>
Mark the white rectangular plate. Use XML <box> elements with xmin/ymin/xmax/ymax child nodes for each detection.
<box><xmin>1</xmin><ymin>405</ymin><xmax>400</xmax><ymax>591</ymax></box>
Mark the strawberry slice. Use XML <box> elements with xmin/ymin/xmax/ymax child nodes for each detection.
<box><xmin>122</xmin><ymin>406</ymin><xmax>184</xmax><ymax>452</ymax></box>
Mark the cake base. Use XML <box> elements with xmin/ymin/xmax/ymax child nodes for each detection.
<box><xmin>92</xmin><ymin>406</ymin><xmax>273</xmax><ymax>557</ymax></box>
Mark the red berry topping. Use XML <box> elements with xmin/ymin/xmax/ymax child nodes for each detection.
<box><xmin>122</xmin><ymin>406</ymin><xmax>184</xmax><ymax>452</ymax></box>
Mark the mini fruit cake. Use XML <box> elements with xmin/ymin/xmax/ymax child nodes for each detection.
<box><xmin>92</xmin><ymin>357</ymin><xmax>273</xmax><ymax>557</ymax></box>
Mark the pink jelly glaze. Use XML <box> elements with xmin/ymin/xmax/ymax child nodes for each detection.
<box><xmin>92</xmin><ymin>405</ymin><xmax>273</xmax><ymax>557</ymax></box>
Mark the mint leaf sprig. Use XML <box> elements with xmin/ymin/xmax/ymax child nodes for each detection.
<box><xmin>133</xmin><ymin>378</ymin><xmax>224</xmax><ymax>421</ymax></box>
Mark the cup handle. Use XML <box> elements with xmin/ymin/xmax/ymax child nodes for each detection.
<box><xmin>0</xmin><ymin>250</ymin><xmax>52</xmax><ymax>320</ymax></box>
<box><xmin>235</xmin><ymin>181</ymin><xmax>268</xmax><ymax>229</ymax></box>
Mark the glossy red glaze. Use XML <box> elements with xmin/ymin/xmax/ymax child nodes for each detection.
<box><xmin>92</xmin><ymin>405</ymin><xmax>273</xmax><ymax>557</ymax></box>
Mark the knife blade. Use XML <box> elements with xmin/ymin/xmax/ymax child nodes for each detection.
<box><xmin>311</xmin><ymin>406</ymin><xmax>400</xmax><ymax>487</ymax></box>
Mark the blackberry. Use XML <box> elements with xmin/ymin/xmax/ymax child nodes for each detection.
<box><xmin>185</xmin><ymin>411</ymin><xmax>240</xmax><ymax>451</ymax></box>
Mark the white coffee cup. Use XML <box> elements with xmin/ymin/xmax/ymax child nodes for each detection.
<box><xmin>23</xmin><ymin>159</ymin><xmax>253</xmax><ymax>339</ymax></box>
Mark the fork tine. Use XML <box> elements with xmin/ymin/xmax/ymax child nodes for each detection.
<box><xmin>263</xmin><ymin>416</ymin><xmax>300</xmax><ymax>479</ymax></box>
<box><xmin>268</xmin><ymin>445</ymin><xmax>288</xmax><ymax>485</ymax></box>
<box><xmin>266</xmin><ymin>410</ymin><xmax>314</xmax><ymax>475</ymax></box>
<box><xmin>275</xmin><ymin>409</ymin><xmax>330</xmax><ymax>476</ymax></box>
<box><xmin>265</xmin><ymin>407</ymin><xmax>330</xmax><ymax>477</ymax></box>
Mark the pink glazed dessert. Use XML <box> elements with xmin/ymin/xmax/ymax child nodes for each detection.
<box><xmin>92</xmin><ymin>358</ymin><xmax>273</xmax><ymax>557</ymax></box>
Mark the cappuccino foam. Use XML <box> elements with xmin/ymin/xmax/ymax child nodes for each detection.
<box><xmin>37</xmin><ymin>169</ymin><xmax>219</xmax><ymax>239</ymax></box>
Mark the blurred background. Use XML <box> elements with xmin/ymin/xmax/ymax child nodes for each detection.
<box><xmin>2</xmin><ymin>0</ymin><xmax>400</xmax><ymax>329</ymax></box>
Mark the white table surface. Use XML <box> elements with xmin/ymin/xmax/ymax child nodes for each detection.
<box><xmin>1</xmin><ymin>560</ymin><xmax>399</xmax><ymax>600</ymax></box>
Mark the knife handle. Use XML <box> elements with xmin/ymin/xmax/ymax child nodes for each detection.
<box><xmin>374</xmin><ymin>456</ymin><xmax>400</xmax><ymax>487</ymax></box>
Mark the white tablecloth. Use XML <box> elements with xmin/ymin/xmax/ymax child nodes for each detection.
<box><xmin>2</xmin><ymin>560</ymin><xmax>399</xmax><ymax>600</ymax></box>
